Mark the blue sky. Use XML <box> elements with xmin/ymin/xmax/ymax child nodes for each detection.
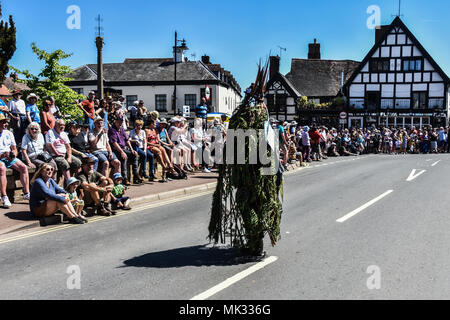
<box><xmin>4</xmin><ymin>0</ymin><xmax>450</xmax><ymax>93</ymax></box>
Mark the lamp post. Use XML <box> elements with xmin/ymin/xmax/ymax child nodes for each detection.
<box><xmin>173</xmin><ymin>32</ymin><xmax>188</xmax><ymax>116</ymax></box>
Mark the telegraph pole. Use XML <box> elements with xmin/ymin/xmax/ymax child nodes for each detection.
<box><xmin>95</xmin><ymin>15</ymin><xmax>104</xmax><ymax>99</ymax></box>
<box><xmin>173</xmin><ymin>31</ymin><xmax>177</xmax><ymax>115</ymax></box>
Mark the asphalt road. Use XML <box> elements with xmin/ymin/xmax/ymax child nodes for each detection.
<box><xmin>1</xmin><ymin>153</ymin><xmax>450</xmax><ymax>300</ymax></box>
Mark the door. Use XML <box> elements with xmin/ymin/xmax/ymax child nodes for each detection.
<box><xmin>349</xmin><ymin>117</ymin><xmax>364</xmax><ymax>129</ymax></box>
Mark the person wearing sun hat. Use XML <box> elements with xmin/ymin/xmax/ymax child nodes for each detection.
<box><xmin>65</xmin><ymin>177</ymin><xmax>86</xmax><ymax>219</ymax></box>
<box><xmin>26</xmin><ymin>93</ymin><xmax>41</xmax><ymax>126</ymax></box>
<box><xmin>110</xmin><ymin>172</ymin><xmax>131</xmax><ymax>210</ymax></box>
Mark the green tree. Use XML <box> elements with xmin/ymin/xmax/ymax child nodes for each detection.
<box><xmin>0</xmin><ymin>3</ymin><xmax>17</xmax><ymax>83</ymax></box>
<box><xmin>10</xmin><ymin>43</ymin><xmax>84</xmax><ymax>121</ymax></box>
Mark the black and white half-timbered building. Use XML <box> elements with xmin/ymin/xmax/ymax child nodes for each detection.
<box><xmin>344</xmin><ymin>17</ymin><xmax>450</xmax><ymax>129</ymax></box>
<box><xmin>265</xmin><ymin>55</ymin><xmax>302</xmax><ymax>122</ymax></box>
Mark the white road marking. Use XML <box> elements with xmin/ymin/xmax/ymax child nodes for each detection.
<box><xmin>406</xmin><ymin>169</ymin><xmax>427</xmax><ymax>182</ymax></box>
<box><xmin>336</xmin><ymin>190</ymin><xmax>394</xmax><ymax>223</ymax></box>
<box><xmin>431</xmin><ymin>160</ymin><xmax>441</xmax><ymax>167</ymax></box>
<box><xmin>190</xmin><ymin>256</ymin><xmax>278</xmax><ymax>300</ymax></box>
<box><xmin>426</xmin><ymin>159</ymin><xmax>433</xmax><ymax>162</ymax></box>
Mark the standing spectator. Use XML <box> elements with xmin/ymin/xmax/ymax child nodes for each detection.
<box><xmin>438</xmin><ymin>127</ymin><xmax>447</xmax><ymax>153</ymax></box>
<box><xmin>130</xmin><ymin>120</ymin><xmax>156</xmax><ymax>181</ymax></box>
<box><xmin>137</xmin><ymin>100</ymin><xmax>148</xmax><ymax>125</ymax></box>
<box><xmin>301</xmin><ymin>126</ymin><xmax>311</xmax><ymax>162</ymax></box>
<box><xmin>97</xmin><ymin>99</ymin><xmax>109</xmax><ymax>129</ymax></box>
<box><xmin>77</xmin><ymin>157</ymin><xmax>115</xmax><ymax>216</ymax></box>
<box><xmin>0</xmin><ymin>97</ymin><xmax>8</xmax><ymax>115</ymax></box>
<box><xmin>130</xmin><ymin>101</ymin><xmax>138</xmax><ymax>125</ymax></box>
<box><xmin>29</xmin><ymin>164</ymin><xmax>86</xmax><ymax>224</ymax></box>
<box><xmin>48</xmin><ymin>97</ymin><xmax>62</xmax><ymax>119</ymax></box>
<box><xmin>0</xmin><ymin>114</ymin><xmax>31</xmax><ymax>207</ymax></box>
<box><xmin>89</xmin><ymin>117</ymin><xmax>121</xmax><ymax>177</ymax></box>
<box><xmin>46</xmin><ymin>119</ymin><xmax>82</xmax><ymax>184</ymax></box>
<box><xmin>195</xmin><ymin>98</ymin><xmax>208</xmax><ymax>128</ymax></box>
<box><xmin>108</xmin><ymin>117</ymin><xmax>139</xmax><ymax>186</ymax></box>
<box><xmin>8</xmin><ymin>90</ymin><xmax>27</xmax><ymax>143</ymax></box>
<box><xmin>21</xmin><ymin>122</ymin><xmax>57</xmax><ymax>179</ymax></box>
<box><xmin>40</xmin><ymin>99</ymin><xmax>56</xmax><ymax>135</ymax></box>
<box><xmin>26</xmin><ymin>93</ymin><xmax>41</xmax><ymax>126</ymax></box>
<box><xmin>78</xmin><ymin>91</ymin><xmax>96</xmax><ymax>130</ymax></box>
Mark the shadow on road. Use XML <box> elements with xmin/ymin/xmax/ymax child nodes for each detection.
<box><xmin>121</xmin><ymin>244</ymin><xmax>254</xmax><ymax>268</ymax></box>
<box><xmin>4</xmin><ymin>212</ymin><xmax>37</xmax><ymax>221</ymax></box>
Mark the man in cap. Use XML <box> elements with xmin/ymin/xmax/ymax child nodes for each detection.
<box><xmin>108</xmin><ymin>117</ymin><xmax>139</xmax><ymax>186</ymax></box>
<box><xmin>68</xmin><ymin>122</ymin><xmax>99</xmax><ymax>171</ymax></box>
<box><xmin>77</xmin><ymin>157</ymin><xmax>116</xmax><ymax>216</ymax></box>
<box><xmin>0</xmin><ymin>114</ymin><xmax>30</xmax><ymax>208</ymax></box>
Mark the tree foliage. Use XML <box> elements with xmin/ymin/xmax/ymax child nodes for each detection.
<box><xmin>0</xmin><ymin>3</ymin><xmax>17</xmax><ymax>83</ymax></box>
<box><xmin>10</xmin><ymin>43</ymin><xmax>84</xmax><ymax>121</ymax></box>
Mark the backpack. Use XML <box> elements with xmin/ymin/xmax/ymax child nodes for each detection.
<box><xmin>168</xmin><ymin>164</ymin><xmax>188</xmax><ymax>180</ymax></box>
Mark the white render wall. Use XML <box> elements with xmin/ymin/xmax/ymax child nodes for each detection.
<box><xmin>69</xmin><ymin>83</ymin><xmax>241</xmax><ymax>114</ymax></box>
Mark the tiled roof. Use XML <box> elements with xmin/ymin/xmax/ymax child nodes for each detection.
<box><xmin>285</xmin><ymin>59</ymin><xmax>360</xmax><ymax>97</ymax></box>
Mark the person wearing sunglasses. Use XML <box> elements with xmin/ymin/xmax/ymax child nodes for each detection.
<box><xmin>21</xmin><ymin>122</ymin><xmax>57</xmax><ymax>179</ymax></box>
<box><xmin>29</xmin><ymin>163</ymin><xmax>87</xmax><ymax>224</ymax></box>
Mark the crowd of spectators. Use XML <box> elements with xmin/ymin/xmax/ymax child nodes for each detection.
<box><xmin>0</xmin><ymin>91</ymin><xmax>227</xmax><ymax>224</ymax></box>
<box><xmin>272</xmin><ymin>119</ymin><xmax>449</xmax><ymax>170</ymax></box>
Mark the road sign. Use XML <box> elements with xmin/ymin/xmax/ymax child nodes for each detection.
<box><xmin>339</xmin><ymin>111</ymin><xmax>348</xmax><ymax>120</ymax></box>
<box><xmin>205</xmin><ymin>85</ymin><xmax>211</xmax><ymax>101</ymax></box>
<box><xmin>183</xmin><ymin>105</ymin><xmax>190</xmax><ymax>118</ymax></box>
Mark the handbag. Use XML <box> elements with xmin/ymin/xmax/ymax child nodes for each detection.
<box><xmin>31</xmin><ymin>138</ymin><xmax>53</xmax><ymax>163</ymax></box>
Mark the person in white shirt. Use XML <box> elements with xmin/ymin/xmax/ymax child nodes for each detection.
<box><xmin>46</xmin><ymin>119</ymin><xmax>82</xmax><ymax>184</ymax></box>
<box><xmin>8</xmin><ymin>90</ymin><xmax>27</xmax><ymax>142</ymax></box>
<box><xmin>0</xmin><ymin>114</ymin><xmax>30</xmax><ymax>207</ymax></box>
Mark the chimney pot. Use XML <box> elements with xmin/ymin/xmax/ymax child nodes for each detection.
<box><xmin>201</xmin><ymin>55</ymin><xmax>211</xmax><ymax>64</ymax></box>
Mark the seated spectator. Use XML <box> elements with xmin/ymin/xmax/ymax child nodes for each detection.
<box><xmin>46</xmin><ymin>119</ymin><xmax>82</xmax><ymax>184</ymax></box>
<box><xmin>65</xmin><ymin>177</ymin><xmax>85</xmax><ymax>217</ymax></box>
<box><xmin>26</xmin><ymin>93</ymin><xmax>41</xmax><ymax>126</ymax></box>
<box><xmin>130</xmin><ymin>120</ymin><xmax>156</xmax><ymax>181</ymax></box>
<box><xmin>170</xmin><ymin>117</ymin><xmax>193</xmax><ymax>172</ymax></box>
<box><xmin>89</xmin><ymin>117</ymin><xmax>121</xmax><ymax>177</ymax></box>
<box><xmin>110</xmin><ymin>173</ymin><xmax>131</xmax><ymax>210</ymax></box>
<box><xmin>158</xmin><ymin>118</ymin><xmax>175</xmax><ymax>160</ymax></box>
<box><xmin>191</xmin><ymin>118</ymin><xmax>211</xmax><ymax>172</ymax></box>
<box><xmin>68</xmin><ymin>122</ymin><xmax>99</xmax><ymax>171</ymax></box>
<box><xmin>77</xmin><ymin>157</ymin><xmax>116</xmax><ymax>216</ymax></box>
<box><xmin>108</xmin><ymin>117</ymin><xmax>139</xmax><ymax>186</ymax></box>
<box><xmin>0</xmin><ymin>114</ymin><xmax>30</xmax><ymax>208</ymax></box>
<box><xmin>327</xmin><ymin>142</ymin><xmax>340</xmax><ymax>157</ymax></box>
<box><xmin>29</xmin><ymin>163</ymin><xmax>87</xmax><ymax>224</ymax></box>
<box><xmin>40</xmin><ymin>99</ymin><xmax>56</xmax><ymax>135</ymax></box>
<box><xmin>21</xmin><ymin>122</ymin><xmax>58</xmax><ymax>178</ymax></box>
<box><xmin>146</xmin><ymin>119</ymin><xmax>175</xmax><ymax>182</ymax></box>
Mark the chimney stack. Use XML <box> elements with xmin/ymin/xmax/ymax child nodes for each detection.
<box><xmin>269</xmin><ymin>55</ymin><xmax>280</xmax><ymax>79</ymax></box>
<box><xmin>201</xmin><ymin>55</ymin><xmax>211</xmax><ymax>64</ymax></box>
<box><xmin>308</xmin><ymin>39</ymin><xmax>321</xmax><ymax>60</ymax></box>
<box><xmin>375</xmin><ymin>25</ymin><xmax>390</xmax><ymax>43</ymax></box>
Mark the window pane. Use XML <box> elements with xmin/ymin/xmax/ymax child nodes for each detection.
<box><xmin>403</xmin><ymin>60</ymin><xmax>409</xmax><ymax>71</ymax></box>
<box><xmin>383</xmin><ymin>61</ymin><xmax>390</xmax><ymax>71</ymax></box>
<box><xmin>410</xmin><ymin>61</ymin><xmax>415</xmax><ymax>70</ymax></box>
<box><xmin>184</xmin><ymin>94</ymin><xmax>196</xmax><ymax>108</ymax></box>
<box><xmin>155</xmin><ymin>95</ymin><xmax>167</xmax><ymax>112</ymax></box>
<box><xmin>126</xmin><ymin>95</ymin><xmax>138</xmax><ymax>110</ymax></box>
<box><xmin>415</xmin><ymin>60</ymin><xmax>422</xmax><ymax>71</ymax></box>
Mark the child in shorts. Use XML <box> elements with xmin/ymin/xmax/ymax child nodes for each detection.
<box><xmin>111</xmin><ymin>173</ymin><xmax>131</xmax><ymax>210</ymax></box>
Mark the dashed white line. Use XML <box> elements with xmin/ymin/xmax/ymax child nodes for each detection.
<box><xmin>336</xmin><ymin>190</ymin><xmax>394</xmax><ymax>223</ymax></box>
<box><xmin>431</xmin><ymin>160</ymin><xmax>441</xmax><ymax>167</ymax></box>
<box><xmin>190</xmin><ymin>256</ymin><xmax>278</xmax><ymax>300</ymax></box>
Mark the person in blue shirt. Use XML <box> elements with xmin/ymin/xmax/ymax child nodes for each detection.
<box><xmin>29</xmin><ymin>163</ymin><xmax>87</xmax><ymax>224</ymax></box>
<box><xmin>26</xmin><ymin>93</ymin><xmax>41</xmax><ymax>125</ymax></box>
<box><xmin>195</xmin><ymin>97</ymin><xmax>209</xmax><ymax>128</ymax></box>
<box><xmin>0</xmin><ymin>98</ymin><xmax>8</xmax><ymax>116</ymax></box>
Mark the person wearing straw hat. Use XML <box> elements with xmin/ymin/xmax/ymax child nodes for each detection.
<box><xmin>0</xmin><ymin>114</ymin><xmax>31</xmax><ymax>208</ymax></box>
<box><xmin>26</xmin><ymin>93</ymin><xmax>41</xmax><ymax>126</ymax></box>
<box><xmin>65</xmin><ymin>177</ymin><xmax>86</xmax><ymax>218</ymax></box>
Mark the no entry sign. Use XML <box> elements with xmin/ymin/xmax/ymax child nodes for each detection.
<box><xmin>339</xmin><ymin>111</ymin><xmax>348</xmax><ymax>120</ymax></box>
<box><xmin>205</xmin><ymin>85</ymin><xmax>211</xmax><ymax>101</ymax></box>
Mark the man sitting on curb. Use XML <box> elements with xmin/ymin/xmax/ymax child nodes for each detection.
<box><xmin>77</xmin><ymin>157</ymin><xmax>116</xmax><ymax>216</ymax></box>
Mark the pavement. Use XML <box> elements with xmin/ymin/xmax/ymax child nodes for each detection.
<box><xmin>0</xmin><ymin>170</ymin><xmax>219</xmax><ymax>236</ymax></box>
<box><xmin>1</xmin><ymin>153</ymin><xmax>449</xmax><ymax>299</ymax></box>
